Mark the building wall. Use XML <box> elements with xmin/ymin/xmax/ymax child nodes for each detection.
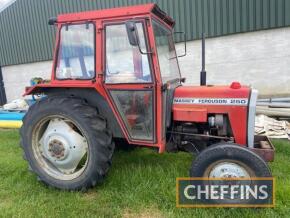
<box><xmin>2</xmin><ymin>27</ymin><xmax>290</xmax><ymax>102</ymax></box>
<box><xmin>178</xmin><ymin>26</ymin><xmax>290</xmax><ymax>97</ymax></box>
<box><xmin>2</xmin><ymin>61</ymin><xmax>52</xmax><ymax>101</ymax></box>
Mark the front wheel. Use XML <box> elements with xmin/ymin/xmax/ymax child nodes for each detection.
<box><xmin>20</xmin><ymin>96</ymin><xmax>115</xmax><ymax>191</ymax></box>
<box><xmin>190</xmin><ymin>143</ymin><xmax>271</xmax><ymax>178</ymax></box>
<box><xmin>189</xmin><ymin>143</ymin><xmax>272</xmax><ymax>204</ymax></box>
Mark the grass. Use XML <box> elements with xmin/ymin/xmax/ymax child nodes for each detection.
<box><xmin>0</xmin><ymin>129</ymin><xmax>289</xmax><ymax>217</ymax></box>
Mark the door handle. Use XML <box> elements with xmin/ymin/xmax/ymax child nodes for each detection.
<box><xmin>143</xmin><ymin>85</ymin><xmax>153</xmax><ymax>89</ymax></box>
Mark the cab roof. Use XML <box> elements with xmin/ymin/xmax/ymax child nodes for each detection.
<box><xmin>56</xmin><ymin>3</ymin><xmax>175</xmax><ymax>27</ymax></box>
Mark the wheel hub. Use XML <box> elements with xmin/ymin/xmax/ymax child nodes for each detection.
<box><xmin>38</xmin><ymin>118</ymin><xmax>88</xmax><ymax>175</ymax></box>
<box><xmin>48</xmin><ymin>139</ymin><xmax>65</xmax><ymax>159</ymax></box>
<box><xmin>209</xmin><ymin>162</ymin><xmax>250</xmax><ymax>178</ymax></box>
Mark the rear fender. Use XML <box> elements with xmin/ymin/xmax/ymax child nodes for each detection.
<box><xmin>24</xmin><ymin>86</ymin><xmax>124</xmax><ymax>138</ymax></box>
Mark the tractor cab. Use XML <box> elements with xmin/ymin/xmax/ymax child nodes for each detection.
<box><xmin>27</xmin><ymin>3</ymin><xmax>183</xmax><ymax>152</ymax></box>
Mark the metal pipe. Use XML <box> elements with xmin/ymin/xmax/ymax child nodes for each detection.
<box><xmin>256</xmin><ymin>102</ymin><xmax>290</xmax><ymax>108</ymax></box>
<box><xmin>258</xmin><ymin>97</ymin><xmax>290</xmax><ymax>102</ymax></box>
<box><xmin>200</xmin><ymin>33</ymin><xmax>206</xmax><ymax>86</ymax></box>
<box><xmin>168</xmin><ymin>131</ymin><xmax>233</xmax><ymax>140</ymax></box>
<box><xmin>256</xmin><ymin>106</ymin><xmax>290</xmax><ymax>117</ymax></box>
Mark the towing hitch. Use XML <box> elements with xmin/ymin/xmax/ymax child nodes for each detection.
<box><xmin>249</xmin><ymin>135</ymin><xmax>275</xmax><ymax>162</ymax></box>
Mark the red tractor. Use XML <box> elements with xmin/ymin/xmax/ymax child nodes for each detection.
<box><xmin>21</xmin><ymin>3</ymin><xmax>274</xmax><ymax>190</ymax></box>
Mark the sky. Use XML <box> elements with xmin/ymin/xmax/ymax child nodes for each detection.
<box><xmin>0</xmin><ymin>0</ymin><xmax>15</xmax><ymax>12</ymax></box>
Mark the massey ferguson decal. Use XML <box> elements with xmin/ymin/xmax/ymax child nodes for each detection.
<box><xmin>173</xmin><ymin>98</ymin><xmax>248</xmax><ymax>106</ymax></box>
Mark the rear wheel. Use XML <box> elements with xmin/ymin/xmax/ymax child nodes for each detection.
<box><xmin>20</xmin><ymin>96</ymin><xmax>115</xmax><ymax>190</ymax></box>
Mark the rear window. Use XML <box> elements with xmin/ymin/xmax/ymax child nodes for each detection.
<box><xmin>55</xmin><ymin>23</ymin><xmax>95</xmax><ymax>80</ymax></box>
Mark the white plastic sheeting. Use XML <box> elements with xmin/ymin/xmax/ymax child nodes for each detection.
<box><xmin>3</xmin><ymin>99</ymin><xmax>28</xmax><ymax>110</ymax></box>
<box><xmin>255</xmin><ymin>115</ymin><xmax>290</xmax><ymax>140</ymax></box>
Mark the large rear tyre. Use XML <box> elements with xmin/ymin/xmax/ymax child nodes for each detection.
<box><xmin>20</xmin><ymin>96</ymin><xmax>115</xmax><ymax>191</ymax></box>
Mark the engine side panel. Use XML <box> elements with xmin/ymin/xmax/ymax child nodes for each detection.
<box><xmin>173</xmin><ymin>85</ymin><xmax>251</xmax><ymax>146</ymax></box>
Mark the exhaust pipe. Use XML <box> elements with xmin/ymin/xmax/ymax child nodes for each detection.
<box><xmin>200</xmin><ymin>33</ymin><xmax>206</xmax><ymax>86</ymax></box>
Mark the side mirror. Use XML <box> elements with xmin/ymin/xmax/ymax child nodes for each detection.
<box><xmin>174</xmin><ymin>31</ymin><xmax>187</xmax><ymax>58</ymax></box>
<box><xmin>126</xmin><ymin>21</ymin><xmax>152</xmax><ymax>55</ymax></box>
<box><xmin>126</xmin><ymin>21</ymin><xmax>139</xmax><ymax>46</ymax></box>
<box><xmin>48</xmin><ymin>17</ymin><xmax>57</xmax><ymax>25</ymax></box>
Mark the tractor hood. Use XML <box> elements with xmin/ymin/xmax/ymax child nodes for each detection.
<box><xmin>172</xmin><ymin>82</ymin><xmax>257</xmax><ymax>147</ymax></box>
<box><xmin>173</xmin><ymin>83</ymin><xmax>251</xmax><ymax>104</ymax></box>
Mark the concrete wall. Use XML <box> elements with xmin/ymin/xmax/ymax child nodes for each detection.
<box><xmin>177</xmin><ymin>27</ymin><xmax>290</xmax><ymax>96</ymax></box>
<box><xmin>2</xmin><ymin>61</ymin><xmax>52</xmax><ymax>101</ymax></box>
<box><xmin>2</xmin><ymin>27</ymin><xmax>290</xmax><ymax>102</ymax></box>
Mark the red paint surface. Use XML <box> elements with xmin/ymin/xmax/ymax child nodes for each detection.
<box><xmin>173</xmin><ymin>85</ymin><xmax>250</xmax><ymax>145</ymax></box>
<box><xmin>173</xmin><ymin>107</ymin><xmax>208</xmax><ymax>122</ymax></box>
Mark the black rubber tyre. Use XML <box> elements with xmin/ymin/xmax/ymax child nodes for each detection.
<box><xmin>189</xmin><ymin>143</ymin><xmax>271</xmax><ymax>204</ymax></box>
<box><xmin>190</xmin><ymin>143</ymin><xmax>271</xmax><ymax>177</ymax></box>
<box><xmin>20</xmin><ymin>96</ymin><xmax>115</xmax><ymax>191</ymax></box>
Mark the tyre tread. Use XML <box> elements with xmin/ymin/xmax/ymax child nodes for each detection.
<box><xmin>20</xmin><ymin>96</ymin><xmax>115</xmax><ymax>190</ymax></box>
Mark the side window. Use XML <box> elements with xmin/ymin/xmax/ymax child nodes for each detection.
<box><xmin>56</xmin><ymin>23</ymin><xmax>95</xmax><ymax>80</ymax></box>
<box><xmin>105</xmin><ymin>23</ymin><xmax>152</xmax><ymax>83</ymax></box>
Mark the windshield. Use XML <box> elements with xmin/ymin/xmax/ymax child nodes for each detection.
<box><xmin>152</xmin><ymin>20</ymin><xmax>180</xmax><ymax>83</ymax></box>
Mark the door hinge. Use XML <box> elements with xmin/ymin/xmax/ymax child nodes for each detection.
<box><xmin>161</xmin><ymin>84</ymin><xmax>168</xmax><ymax>92</ymax></box>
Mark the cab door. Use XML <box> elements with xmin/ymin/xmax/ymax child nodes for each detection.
<box><xmin>102</xmin><ymin>20</ymin><xmax>156</xmax><ymax>143</ymax></box>
<box><xmin>151</xmin><ymin>19</ymin><xmax>182</xmax><ymax>138</ymax></box>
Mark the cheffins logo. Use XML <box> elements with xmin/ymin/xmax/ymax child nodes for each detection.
<box><xmin>176</xmin><ymin>177</ymin><xmax>275</xmax><ymax>208</ymax></box>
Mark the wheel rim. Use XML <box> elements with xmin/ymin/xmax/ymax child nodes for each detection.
<box><xmin>203</xmin><ymin>160</ymin><xmax>256</xmax><ymax>202</ymax></box>
<box><xmin>204</xmin><ymin>160</ymin><xmax>254</xmax><ymax>178</ymax></box>
<box><xmin>31</xmin><ymin>115</ymin><xmax>89</xmax><ymax>181</ymax></box>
